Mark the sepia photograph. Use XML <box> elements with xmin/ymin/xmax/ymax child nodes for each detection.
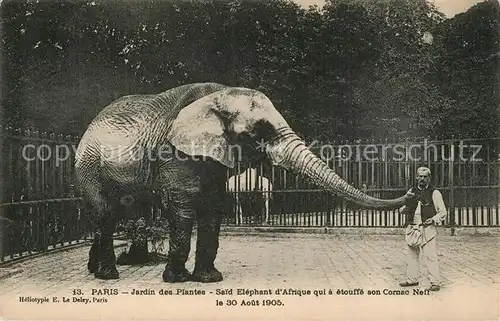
<box><xmin>0</xmin><ymin>0</ymin><xmax>499</xmax><ymax>320</ymax></box>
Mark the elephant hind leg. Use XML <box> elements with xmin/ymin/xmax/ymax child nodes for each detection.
<box><xmin>87</xmin><ymin>223</ymin><xmax>118</xmax><ymax>279</ymax></box>
<box><xmin>88</xmin><ymin>231</ymin><xmax>119</xmax><ymax>280</ymax></box>
<box><xmin>82</xmin><ymin>183</ymin><xmax>119</xmax><ymax>280</ymax></box>
<box><xmin>93</xmin><ymin>214</ymin><xmax>119</xmax><ymax>280</ymax></box>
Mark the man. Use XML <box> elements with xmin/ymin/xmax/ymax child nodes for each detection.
<box><xmin>399</xmin><ymin>167</ymin><xmax>447</xmax><ymax>291</ymax></box>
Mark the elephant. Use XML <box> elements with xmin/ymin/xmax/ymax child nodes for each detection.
<box><xmin>226</xmin><ymin>167</ymin><xmax>272</xmax><ymax>225</ymax></box>
<box><xmin>74</xmin><ymin>82</ymin><xmax>411</xmax><ymax>283</ymax></box>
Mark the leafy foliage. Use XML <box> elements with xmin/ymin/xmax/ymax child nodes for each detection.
<box><xmin>1</xmin><ymin>0</ymin><xmax>497</xmax><ymax>140</ymax></box>
<box><xmin>431</xmin><ymin>0</ymin><xmax>500</xmax><ymax>138</ymax></box>
<box><xmin>118</xmin><ymin>216</ymin><xmax>168</xmax><ymax>254</ymax></box>
<box><xmin>116</xmin><ymin>216</ymin><xmax>169</xmax><ymax>264</ymax></box>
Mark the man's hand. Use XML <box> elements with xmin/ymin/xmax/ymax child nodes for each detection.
<box><xmin>405</xmin><ymin>190</ymin><xmax>415</xmax><ymax>199</ymax></box>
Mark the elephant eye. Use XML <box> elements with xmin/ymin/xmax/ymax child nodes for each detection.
<box><xmin>254</xmin><ymin>119</ymin><xmax>276</xmax><ymax>138</ymax></box>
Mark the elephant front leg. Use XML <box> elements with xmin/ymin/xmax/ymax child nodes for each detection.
<box><xmin>192</xmin><ymin>201</ymin><xmax>223</xmax><ymax>283</ymax></box>
<box><xmin>162</xmin><ymin>190</ymin><xmax>196</xmax><ymax>283</ymax></box>
<box><xmin>163</xmin><ymin>215</ymin><xmax>194</xmax><ymax>282</ymax></box>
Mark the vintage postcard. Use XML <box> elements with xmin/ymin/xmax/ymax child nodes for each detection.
<box><xmin>0</xmin><ymin>0</ymin><xmax>498</xmax><ymax>320</ymax></box>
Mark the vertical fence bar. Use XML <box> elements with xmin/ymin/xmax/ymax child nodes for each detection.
<box><xmin>24</xmin><ymin>130</ymin><xmax>32</xmax><ymax>254</ymax></box>
<box><xmin>14</xmin><ymin>134</ymin><xmax>23</xmax><ymax>256</ymax></box>
<box><xmin>41</xmin><ymin>132</ymin><xmax>48</xmax><ymax>251</ymax></box>
<box><xmin>33</xmin><ymin>129</ymin><xmax>41</xmax><ymax>251</ymax></box>
<box><xmin>0</xmin><ymin>124</ymin><xmax>3</xmax><ymax>261</ymax></box>
<box><xmin>5</xmin><ymin>131</ymin><xmax>13</xmax><ymax>260</ymax></box>
<box><xmin>492</xmin><ymin>144</ymin><xmax>496</xmax><ymax>226</ymax></box>
<box><xmin>271</xmin><ymin>165</ymin><xmax>275</xmax><ymax>226</ymax></box>
<box><xmin>497</xmin><ymin>152</ymin><xmax>500</xmax><ymax>225</ymax></box>
<box><xmin>404</xmin><ymin>140</ymin><xmax>410</xmax><ymax>192</ymax></box>
<box><xmin>448</xmin><ymin>140</ymin><xmax>455</xmax><ymax>226</ymax></box>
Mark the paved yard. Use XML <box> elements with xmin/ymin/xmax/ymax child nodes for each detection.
<box><xmin>1</xmin><ymin>232</ymin><xmax>499</xmax><ymax>320</ymax></box>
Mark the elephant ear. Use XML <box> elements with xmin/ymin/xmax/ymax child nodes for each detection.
<box><xmin>167</xmin><ymin>95</ymin><xmax>235</xmax><ymax>168</ymax></box>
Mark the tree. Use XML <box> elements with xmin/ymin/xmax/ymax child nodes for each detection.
<box><xmin>1</xmin><ymin>0</ymin><xmax>141</xmax><ymax>133</ymax></box>
<box><xmin>1</xmin><ymin>0</ymin><xmax>496</xmax><ymax>140</ymax></box>
<box><xmin>432</xmin><ymin>0</ymin><xmax>499</xmax><ymax>138</ymax></box>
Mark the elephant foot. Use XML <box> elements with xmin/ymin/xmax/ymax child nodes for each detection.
<box><xmin>94</xmin><ymin>266</ymin><xmax>119</xmax><ymax>280</ymax></box>
<box><xmin>191</xmin><ymin>267</ymin><xmax>223</xmax><ymax>283</ymax></box>
<box><xmin>162</xmin><ymin>267</ymin><xmax>192</xmax><ymax>283</ymax></box>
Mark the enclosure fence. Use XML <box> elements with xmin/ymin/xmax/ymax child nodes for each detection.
<box><xmin>225</xmin><ymin>137</ymin><xmax>500</xmax><ymax>228</ymax></box>
<box><xmin>0</xmin><ymin>127</ymin><xmax>91</xmax><ymax>262</ymax></box>
<box><xmin>1</xmin><ymin>126</ymin><xmax>499</xmax><ymax>261</ymax></box>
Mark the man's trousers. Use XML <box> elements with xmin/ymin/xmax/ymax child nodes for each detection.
<box><xmin>405</xmin><ymin>228</ymin><xmax>441</xmax><ymax>285</ymax></box>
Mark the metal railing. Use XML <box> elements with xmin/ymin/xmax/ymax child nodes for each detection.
<box><xmin>0</xmin><ymin>197</ymin><xmax>94</xmax><ymax>261</ymax></box>
<box><xmin>223</xmin><ymin>137</ymin><xmax>500</xmax><ymax>227</ymax></box>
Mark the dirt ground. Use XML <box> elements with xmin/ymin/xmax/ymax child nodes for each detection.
<box><xmin>1</xmin><ymin>232</ymin><xmax>499</xmax><ymax>320</ymax></box>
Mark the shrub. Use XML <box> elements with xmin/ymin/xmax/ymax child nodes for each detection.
<box><xmin>116</xmin><ymin>217</ymin><xmax>169</xmax><ymax>265</ymax></box>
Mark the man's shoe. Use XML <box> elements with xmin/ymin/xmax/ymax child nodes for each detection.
<box><xmin>429</xmin><ymin>284</ymin><xmax>440</xmax><ymax>291</ymax></box>
<box><xmin>399</xmin><ymin>281</ymin><xmax>419</xmax><ymax>287</ymax></box>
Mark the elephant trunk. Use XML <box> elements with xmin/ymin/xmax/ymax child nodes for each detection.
<box><xmin>266</xmin><ymin>128</ymin><xmax>408</xmax><ymax>210</ymax></box>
